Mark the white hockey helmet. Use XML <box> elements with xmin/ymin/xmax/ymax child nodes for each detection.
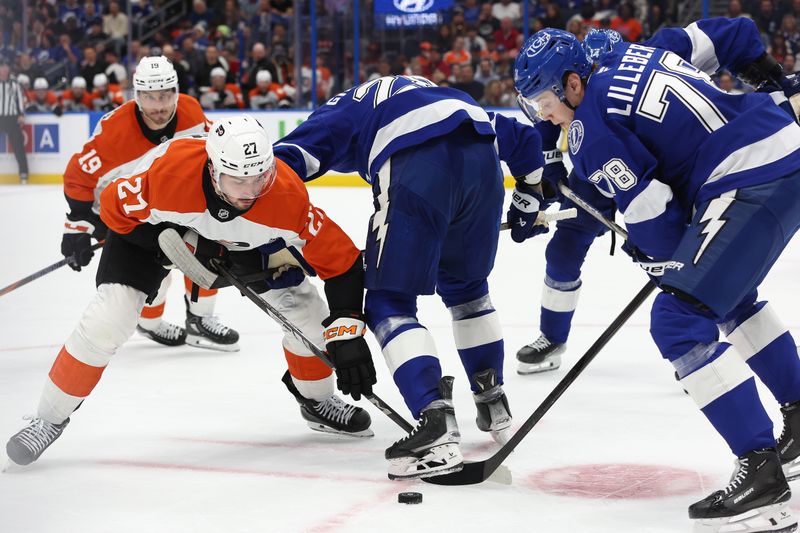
<box><xmin>206</xmin><ymin>115</ymin><xmax>276</xmax><ymax>205</ymax></box>
<box><xmin>256</xmin><ymin>70</ymin><xmax>272</xmax><ymax>84</ymax></box>
<box><xmin>93</xmin><ymin>73</ymin><xmax>108</xmax><ymax>88</ymax></box>
<box><xmin>71</xmin><ymin>76</ymin><xmax>87</xmax><ymax>89</ymax></box>
<box><xmin>133</xmin><ymin>55</ymin><xmax>178</xmax><ymax>94</ymax></box>
<box><xmin>17</xmin><ymin>73</ymin><xmax>30</xmax><ymax>88</ymax></box>
<box><xmin>33</xmin><ymin>77</ymin><xmax>48</xmax><ymax>90</ymax></box>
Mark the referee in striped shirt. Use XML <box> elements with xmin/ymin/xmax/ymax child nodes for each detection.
<box><xmin>0</xmin><ymin>58</ymin><xmax>29</xmax><ymax>184</ymax></box>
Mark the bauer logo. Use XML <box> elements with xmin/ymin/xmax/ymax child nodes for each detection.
<box><xmin>0</xmin><ymin>124</ymin><xmax>59</xmax><ymax>154</ymax></box>
<box><xmin>393</xmin><ymin>0</ymin><xmax>435</xmax><ymax>12</ymax></box>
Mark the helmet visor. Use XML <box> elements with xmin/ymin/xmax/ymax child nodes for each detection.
<box><xmin>517</xmin><ymin>89</ymin><xmax>561</xmax><ymax>124</ymax></box>
<box><xmin>218</xmin><ymin>162</ymin><xmax>277</xmax><ymax>202</ymax></box>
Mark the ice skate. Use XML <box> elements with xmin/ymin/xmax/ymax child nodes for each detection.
<box><xmin>386</xmin><ymin>376</ymin><xmax>463</xmax><ymax>480</ymax></box>
<box><xmin>778</xmin><ymin>400</ymin><xmax>800</xmax><ymax>481</ymax></box>
<box><xmin>6</xmin><ymin>416</ymin><xmax>70</xmax><ymax>466</ymax></box>
<box><xmin>281</xmin><ymin>371</ymin><xmax>372</xmax><ymax>437</ymax></box>
<box><xmin>689</xmin><ymin>448</ymin><xmax>796</xmax><ymax>533</ymax></box>
<box><xmin>516</xmin><ymin>333</ymin><xmax>565</xmax><ymax>374</ymax></box>
<box><xmin>185</xmin><ymin>307</ymin><xmax>240</xmax><ymax>352</ymax></box>
<box><xmin>136</xmin><ymin>321</ymin><xmax>186</xmax><ymax>346</ymax></box>
<box><xmin>473</xmin><ymin>368</ymin><xmax>512</xmax><ymax>444</ymax></box>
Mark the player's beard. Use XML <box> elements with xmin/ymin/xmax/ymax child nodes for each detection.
<box><xmin>142</xmin><ymin>106</ymin><xmax>175</xmax><ymax>129</ymax></box>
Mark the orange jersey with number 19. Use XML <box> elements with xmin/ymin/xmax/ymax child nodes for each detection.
<box><xmin>63</xmin><ymin>94</ymin><xmax>210</xmax><ymax>213</ymax></box>
<box><xmin>99</xmin><ymin>136</ymin><xmax>360</xmax><ymax>281</ymax></box>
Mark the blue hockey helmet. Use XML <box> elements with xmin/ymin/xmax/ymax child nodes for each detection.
<box><xmin>583</xmin><ymin>28</ymin><xmax>622</xmax><ymax>63</ymax></box>
<box><xmin>514</xmin><ymin>29</ymin><xmax>593</xmax><ymax>122</ymax></box>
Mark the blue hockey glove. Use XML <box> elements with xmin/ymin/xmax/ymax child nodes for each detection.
<box><xmin>264</xmin><ymin>264</ymin><xmax>305</xmax><ymax>290</ymax></box>
<box><xmin>507</xmin><ymin>182</ymin><xmax>548</xmax><ymax>243</ymax></box>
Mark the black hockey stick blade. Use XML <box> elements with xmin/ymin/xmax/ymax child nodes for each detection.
<box><xmin>214</xmin><ymin>261</ymin><xmax>415</xmax><ymax>433</ymax></box>
<box><xmin>423</xmin><ymin>280</ymin><xmax>657</xmax><ymax>486</ymax></box>
<box><xmin>0</xmin><ymin>241</ymin><xmax>104</xmax><ymax>298</ymax></box>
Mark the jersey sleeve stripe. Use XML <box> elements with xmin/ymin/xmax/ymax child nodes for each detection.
<box><xmin>684</xmin><ymin>22</ymin><xmax>720</xmax><ymax>74</ymax></box>
<box><xmin>622</xmin><ymin>179</ymin><xmax>674</xmax><ymax>225</ymax></box>
<box><xmin>273</xmin><ymin>142</ymin><xmax>322</xmax><ymax>178</ymax></box>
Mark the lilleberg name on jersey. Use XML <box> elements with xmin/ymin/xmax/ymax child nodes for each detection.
<box><xmin>607</xmin><ymin>44</ymin><xmax>656</xmax><ymax>117</ymax></box>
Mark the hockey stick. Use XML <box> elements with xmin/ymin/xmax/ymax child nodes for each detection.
<box><xmin>0</xmin><ymin>241</ymin><xmax>105</xmax><ymax>298</ymax></box>
<box><xmin>499</xmin><ymin>207</ymin><xmax>578</xmax><ymax>231</ymax></box>
<box><xmin>212</xmin><ymin>261</ymin><xmax>415</xmax><ymax>433</ymax></box>
<box><xmin>557</xmin><ymin>182</ymin><xmax>628</xmax><ymax>239</ymax></box>
<box><xmin>423</xmin><ymin>279</ymin><xmax>657</xmax><ymax>485</ymax></box>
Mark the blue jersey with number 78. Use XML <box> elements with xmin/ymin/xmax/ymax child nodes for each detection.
<box><xmin>570</xmin><ymin>41</ymin><xmax>800</xmax><ymax>259</ymax></box>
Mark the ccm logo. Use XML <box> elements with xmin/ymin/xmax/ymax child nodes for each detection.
<box><xmin>323</xmin><ymin>325</ymin><xmax>363</xmax><ymax>340</ymax></box>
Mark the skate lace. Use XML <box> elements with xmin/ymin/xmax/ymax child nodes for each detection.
<box><xmin>528</xmin><ymin>335</ymin><xmax>552</xmax><ymax>351</ymax></box>
<box><xmin>314</xmin><ymin>396</ymin><xmax>357</xmax><ymax>425</ymax></box>
<box><xmin>155</xmin><ymin>322</ymin><xmax>184</xmax><ymax>341</ymax></box>
<box><xmin>15</xmin><ymin>416</ymin><xmax>61</xmax><ymax>456</ymax></box>
<box><xmin>200</xmin><ymin>316</ymin><xmax>230</xmax><ymax>336</ymax></box>
<box><xmin>723</xmin><ymin>458</ymin><xmax>749</xmax><ymax>495</ymax></box>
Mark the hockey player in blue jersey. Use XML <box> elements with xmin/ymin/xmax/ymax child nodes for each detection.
<box><xmin>273</xmin><ymin>75</ymin><xmax>546</xmax><ymax>479</ymax></box>
<box><xmin>515</xmin><ymin>27</ymin><xmax>800</xmax><ymax>532</ymax></box>
<box><xmin>515</xmin><ymin>18</ymin><xmax>800</xmax><ymax>376</ymax></box>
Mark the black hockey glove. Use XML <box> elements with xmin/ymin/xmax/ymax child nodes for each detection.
<box><xmin>621</xmin><ymin>241</ymin><xmax>671</xmax><ymax>283</ymax></box>
<box><xmin>322</xmin><ymin>312</ymin><xmax>376</xmax><ymax>401</ymax></box>
<box><xmin>61</xmin><ymin>212</ymin><xmax>108</xmax><ymax>271</ymax></box>
<box><xmin>507</xmin><ymin>179</ymin><xmax>548</xmax><ymax>243</ymax></box>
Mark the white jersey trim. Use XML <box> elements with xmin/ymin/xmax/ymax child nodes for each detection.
<box><xmin>382</xmin><ymin>327</ymin><xmax>439</xmax><ymax>374</ymax></box>
<box><xmin>622</xmin><ymin>179</ymin><xmax>674</xmax><ymax>224</ymax></box>
<box><xmin>684</xmin><ymin>22</ymin><xmax>720</xmax><ymax>74</ymax></box>
<box><xmin>273</xmin><ymin>142</ymin><xmax>322</xmax><ymax>178</ymax></box>
<box><xmin>452</xmin><ymin>310</ymin><xmax>502</xmax><ymax>350</ymax></box>
<box><xmin>368</xmin><ymin>98</ymin><xmax>491</xmax><ymax>175</ymax></box>
<box><xmin>724</xmin><ymin>303</ymin><xmax>787</xmax><ymax>361</ymax></box>
<box><xmin>704</xmin><ymin>122</ymin><xmax>800</xmax><ymax>187</ymax></box>
<box><xmin>681</xmin><ymin>344</ymin><xmax>752</xmax><ymax>408</ymax></box>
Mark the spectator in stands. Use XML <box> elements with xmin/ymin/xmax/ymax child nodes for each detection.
<box><xmin>51</xmin><ymin>34</ymin><xmax>81</xmax><ymax>75</ymax></box>
<box><xmin>770</xmin><ymin>32</ymin><xmax>789</xmax><ymax>63</ymax></box>
<box><xmin>543</xmin><ymin>4</ymin><xmax>568</xmax><ymax>33</ymax></box>
<box><xmin>81</xmin><ymin>1</ymin><xmax>102</xmax><ymax>30</ymax></box>
<box><xmin>437</xmin><ymin>23</ymin><xmax>454</xmax><ymax>51</ymax></box>
<box><xmin>580</xmin><ymin>3</ymin><xmax>601</xmax><ymax>28</ymax></box>
<box><xmin>443</xmin><ymin>36</ymin><xmax>471</xmax><ymax>68</ymax></box>
<box><xmin>475</xmin><ymin>57</ymin><xmax>499</xmax><ymax>85</ymax></box>
<box><xmin>491</xmin><ymin>0</ymin><xmax>521</xmax><ymax>24</ymax></box>
<box><xmin>420</xmin><ymin>43</ymin><xmax>450</xmax><ymax>81</ymax></box>
<box><xmin>453</xmin><ymin>63</ymin><xmax>484</xmax><ymax>102</ymax></box>
<box><xmin>59</xmin><ymin>0</ymin><xmax>83</xmax><ymax>23</ymax></box>
<box><xmin>499</xmin><ymin>74</ymin><xmax>516</xmax><ymax>106</ymax></box>
<box><xmin>199</xmin><ymin>66</ymin><xmax>242</xmax><ymax>109</ymax></box>
<box><xmin>781</xmin><ymin>14</ymin><xmax>800</xmax><ymax>56</ymax></box>
<box><xmin>494</xmin><ymin>18</ymin><xmax>519</xmax><ymax>52</ymax></box>
<box><xmin>718</xmin><ymin>71</ymin><xmax>744</xmax><ymax>94</ymax></box>
<box><xmin>465</xmin><ymin>24</ymin><xmax>487</xmax><ymax>56</ymax></box>
<box><xmin>180</xmin><ymin>36</ymin><xmax>205</xmax><ymax>82</ymax></box>
<box><xmin>611</xmin><ymin>2</ymin><xmax>643</xmax><ymax>41</ymax></box>
<box><xmin>480</xmin><ymin>79</ymin><xmax>503</xmax><ymax>106</ymax></box>
<box><xmin>477</xmin><ymin>3</ymin><xmax>499</xmax><ymax>42</ymax></box>
<box><xmin>753</xmin><ymin>0</ymin><xmax>780</xmax><ymax>36</ymax></box>
<box><xmin>784</xmin><ymin>53</ymin><xmax>797</xmax><ymax>74</ymax></box>
<box><xmin>17</xmin><ymin>52</ymin><xmax>44</xmax><ymax>83</ymax></box>
<box><xmin>644</xmin><ymin>3</ymin><xmax>667</xmax><ymax>39</ymax></box>
<box><xmin>102</xmin><ymin>2</ymin><xmax>129</xmax><ymax>56</ymax></box>
<box><xmin>195</xmin><ymin>45</ymin><xmax>229</xmax><ymax>89</ymax></box>
<box><xmin>162</xmin><ymin>44</ymin><xmax>190</xmax><ymax>94</ymax></box>
<box><xmin>26</xmin><ymin>77</ymin><xmax>58</xmax><ymax>113</ymax></box>
<box><xmin>190</xmin><ymin>0</ymin><xmax>216</xmax><ymax>28</ymax></box>
<box><xmin>104</xmin><ymin>49</ymin><xmax>126</xmax><ymax>85</ymax></box>
<box><xmin>90</xmin><ymin>72</ymin><xmax>122</xmax><ymax>111</ymax></box>
<box><xmin>84</xmin><ymin>20</ymin><xmax>109</xmax><ymax>49</ymax></box>
<box><xmin>463</xmin><ymin>0</ymin><xmax>481</xmax><ymax>23</ymax></box>
<box><xmin>80</xmin><ymin>46</ymin><xmax>106</xmax><ymax>91</ymax></box>
<box><xmin>248</xmin><ymin>69</ymin><xmax>289</xmax><ymax>109</ymax></box>
<box><xmin>61</xmin><ymin>76</ymin><xmax>93</xmax><ymax>111</ymax></box>
<box><xmin>62</xmin><ymin>13</ymin><xmax>84</xmax><ymax>45</ymax></box>
<box><xmin>451</xmin><ymin>9</ymin><xmax>467</xmax><ymax>38</ymax></box>
<box><xmin>241</xmin><ymin>42</ymin><xmax>278</xmax><ymax>95</ymax></box>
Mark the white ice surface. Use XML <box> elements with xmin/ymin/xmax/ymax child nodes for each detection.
<box><xmin>2</xmin><ymin>185</ymin><xmax>800</xmax><ymax>533</ymax></box>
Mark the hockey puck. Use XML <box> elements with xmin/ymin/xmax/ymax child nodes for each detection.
<box><xmin>398</xmin><ymin>492</ymin><xmax>423</xmax><ymax>504</ymax></box>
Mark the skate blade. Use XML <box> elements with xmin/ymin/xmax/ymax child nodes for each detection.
<box><xmin>2</xmin><ymin>459</ymin><xmax>24</xmax><ymax>473</ymax></box>
<box><xmin>516</xmin><ymin>354</ymin><xmax>562</xmax><ymax>375</ymax></box>
<box><xmin>306</xmin><ymin>421</ymin><xmax>374</xmax><ymax>438</ymax></box>
<box><xmin>692</xmin><ymin>502</ymin><xmax>797</xmax><ymax>533</ymax></box>
<box><xmin>783</xmin><ymin>458</ymin><xmax>800</xmax><ymax>482</ymax></box>
<box><xmin>388</xmin><ymin>444</ymin><xmax>464</xmax><ymax>480</ymax></box>
<box><xmin>186</xmin><ymin>335</ymin><xmax>240</xmax><ymax>352</ymax></box>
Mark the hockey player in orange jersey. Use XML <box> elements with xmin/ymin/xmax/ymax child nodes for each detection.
<box><xmin>60</xmin><ymin>55</ymin><xmax>240</xmax><ymax>351</ymax></box>
<box><xmin>5</xmin><ymin>115</ymin><xmax>376</xmax><ymax>467</ymax></box>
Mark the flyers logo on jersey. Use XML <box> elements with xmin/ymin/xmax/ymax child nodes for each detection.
<box><xmin>0</xmin><ymin>124</ymin><xmax>58</xmax><ymax>154</ymax></box>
